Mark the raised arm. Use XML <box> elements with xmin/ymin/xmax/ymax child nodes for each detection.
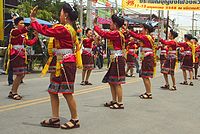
<box><xmin>177</xmin><ymin>42</ymin><xmax>187</xmax><ymax>47</ymax></box>
<box><xmin>94</xmin><ymin>26</ymin><xmax>120</xmax><ymax>40</ymax></box>
<box><xmin>24</xmin><ymin>37</ymin><xmax>38</xmax><ymax>46</ymax></box>
<box><xmin>159</xmin><ymin>38</ymin><xmax>175</xmax><ymax>46</ymax></box>
<box><xmin>31</xmin><ymin>21</ymin><xmax>68</xmax><ymax>38</ymax></box>
<box><xmin>129</xmin><ymin>31</ymin><xmax>146</xmax><ymax>41</ymax></box>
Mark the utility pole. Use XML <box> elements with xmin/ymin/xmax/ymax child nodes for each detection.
<box><xmin>192</xmin><ymin>11</ymin><xmax>195</xmax><ymax>36</ymax></box>
<box><xmin>79</xmin><ymin>0</ymin><xmax>83</xmax><ymax>37</ymax></box>
<box><xmin>115</xmin><ymin>0</ymin><xmax>118</xmax><ymax>13</ymax></box>
<box><xmin>150</xmin><ymin>9</ymin><xmax>152</xmax><ymax>20</ymax></box>
<box><xmin>86</xmin><ymin>0</ymin><xmax>92</xmax><ymax>28</ymax></box>
<box><xmin>157</xmin><ymin>10</ymin><xmax>161</xmax><ymax>46</ymax></box>
<box><xmin>161</xmin><ymin>10</ymin><xmax>165</xmax><ymax>37</ymax></box>
<box><xmin>166</xmin><ymin>10</ymin><xmax>169</xmax><ymax>40</ymax></box>
<box><xmin>0</xmin><ymin>0</ymin><xmax>4</xmax><ymax>40</ymax></box>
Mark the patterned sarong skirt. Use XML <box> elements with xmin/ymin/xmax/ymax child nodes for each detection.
<box><xmin>82</xmin><ymin>53</ymin><xmax>94</xmax><ymax>70</ymax></box>
<box><xmin>181</xmin><ymin>55</ymin><xmax>193</xmax><ymax>71</ymax></box>
<box><xmin>161</xmin><ymin>55</ymin><xmax>176</xmax><ymax>75</ymax></box>
<box><xmin>126</xmin><ymin>54</ymin><xmax>136</xmax><ymax>68</ymax></box>
<box><xmin>140</xmin><ymin>55</ymin><xmax>154</xmax><ymax>78</ymax></box>
<box><xmin>102</xmin><ymin>56</ymin><xmax>125</xmax><ymax>84</ymax></box>
<box><xmin>10</xmin><ymin>54</ymin><xmax>28</xmax><ymax>75</ymax></box>
<box><xmin>48</xmin><ymin>62</ymin><xmax>76</xmax><ymax>94</ymax></box>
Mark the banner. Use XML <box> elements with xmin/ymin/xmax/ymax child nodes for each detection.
<box><xmin>0</xmin><ymin>0</ymin><xmax>3</xmax><ymax>40</ymax></box>
<box><xmin>122</xmin><ymin>0</ymin><xmax>200</xmax><ymax>11</ymax></box>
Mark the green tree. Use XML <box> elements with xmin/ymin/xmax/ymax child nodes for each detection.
<box><xmin>32</xmin><ymin>0</ymin><xmax>63</xmax><ymax>21</ymax></box>
<box><xmin>9</xmin><ymin>2</ymin><xmax>53</xmax><ymax>21</ymax></box>
<box><xmin>9</xmin><ymin>2</ymin><xmax>32</xmax><ymax>18</ymax></box>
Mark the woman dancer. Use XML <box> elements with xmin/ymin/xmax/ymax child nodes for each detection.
<box><xmin>30</xmin><ymin>3</ymin><xmax>80</xmax><ymax>129</ymax></box>
<box><xmin>7</xmin><ymin>17</ymin><xmax>38</xmax><ymax>100</ymax></box>
<box><xmin>94</xmin><ymin>14</ymin><xmax>125</xmax><ymax>109</ymax></box>
<box><xmin>157</xmin><ymin>45</ymin><xmax>168</xmax><ymax>71</ymax></box>
<box><xmin>178</xmin><ymin>34</ymin><xmax>194</xmax><ymax>86</ymax></box>
<box><xmin>128</xmin><ymin>22</ymin><xmax>156</xmax><ymax>99</ymax></box>
<box><xmin>159</xmin><ymin>29</ymin><xmax>178</xmax><ymax>90</ymax></box>
<box><xmin>81</xmin><ymin>28</ymin><xmax>94</xmax><ymax>85</ymax></box>
<box><xmin>125</xmin><ymin>37</ymin><xmax>139</xmax><ymax>77</ymax></box>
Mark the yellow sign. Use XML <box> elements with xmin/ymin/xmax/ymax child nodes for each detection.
<box><xmin>0</xmin><ymin>0</ymin><xmax>3</xmax><ymax>40</ymax></box>
<box><xmin>122</xmin><ymin>0</ymin><xmax>200</xmax><ymax>10</ymax></box>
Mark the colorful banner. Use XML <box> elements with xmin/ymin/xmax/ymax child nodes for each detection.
<box><xmin>0</xmin><ymin>0</ymin><xmax>3</xmax><ymax>40</ymax></box>
<box><xmin>97</xmin><ymin>17</ymin><xmax>111</xmax><ymax>24</ymax></box>
<box><xmin>122</xmin><ymin>0</ymin><xmax>200</xmax><ymax>11</ymax></box>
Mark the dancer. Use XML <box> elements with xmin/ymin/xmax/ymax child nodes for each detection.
<box><xmin>7</xmin><ymin>17</ymin><xmax>38</xmax><ymax>100</ymax></box>
<box><xmin>159</xmin><ymin>29</ymin><xmax>178</xmax><ymax>90</ymax></box>
<box><xmin>80</xmin><ymin>28</ymin><xmax>94</xmax><ymax>85</ymax></box>
<box><xmin>192</xmin><ymin>37</ymin><xmax>200</xmax><ymax>79</ymax></box>
<box><xmin>128</xmin><ymin>22</ymin><xmax>156</xmax><ymax>99</ymax></box>
<box><xmin>178</xmin><ymin>34</ymin><xmax>195</xmax><ymax>86</ymax></box>
<box><xmin>157</xmin><ymin>44</ymin><xmax>168</xmax><ymax>71</ymax></box>
<box><xmin>93</xmin><ymin>14</ymin><xmax>125</xmax><ymax>109</ymax></box>
<box><xmin>30</xmin><ymin>3</ymin><xmax>80</xmax><ymax>129</ymax></box>
<box><xmin>125</xmin><ymin>37</ymin><xmax>138</xmax><ymax>77</ymax></box>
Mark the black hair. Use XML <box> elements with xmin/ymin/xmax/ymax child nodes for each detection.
<box><xmin>193</xmin><ymin>37</ymin><xmax>198</xmax><ymax>42</ymax></box>
<box><xmin>62</xmin><ymin>3</ymin><xmax>78</xmax><ymax>22</ymax></box>
<box><xmin>184</xmin><ymin>34</ymin><xmax>193</xmax><ymax>40</ymax></box>
<box><xmin>142</xmin><ymin>23</ymin><xmax>154</xmax><ymax>33</ymax></box>
<box><xmin>14</xmin><ymin>17</ymin><xmax>24</xmax><ymax>26</ymax></box>
<box><xmin>86</xmin><ymin>28</ymin><xmax>91</xmax><ymax>34</ymax></box>
<box><xmin>111</xmin><ymin>14</ymin><xmax>124</xmax><ymax>28</ymax></box>
<box><xmin>170</xmin><ymin>29</ymin><xmax>178</xmax><ymax>39</ymax></box>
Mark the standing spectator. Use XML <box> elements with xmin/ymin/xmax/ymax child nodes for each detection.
<box><xmin>96</xmin><ymin>39</ymin><xmax>104</xmax><ymax>69</ymax></box>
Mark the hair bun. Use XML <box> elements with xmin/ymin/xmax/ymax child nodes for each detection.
<box><xmin>69</xmin><ymin>10</ymin><xmax>78</xmax><ymax>22</ymax></box>
<box><xmin>62</xmin><ymin>3</ymin><xmax>78</xmax><ymax>22</ymax></box>
<box><xmin>111</xmin><ymin>14</ymin><xmax>124</xmax><ymax>28</ymax></box>
<box><xmin>170</xmin><ymin>29</ymin><xmax>178</xmax><ymax>38</ymax></box>
<box><xmin>143</xmin><ymin>24</ymin><xmax>154</xmax><ymax>33</ymax></box>
<box><xmin>184</xmin><ymin>34</ymin><xmax>193</xmax><ymax>40</ymax></box>
<box><xmin>63</xmin><ymin>3</ymin><xmax>73</xmax><ymax>14</ymax></box>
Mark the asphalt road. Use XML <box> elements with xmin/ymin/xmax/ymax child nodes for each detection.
<box><xmin>0</xmin><ymin>67</ymin><xmax>200</xmax><ymax>134</ymax></box>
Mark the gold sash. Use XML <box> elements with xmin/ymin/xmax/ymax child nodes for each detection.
<box><xmin>41</xmin><ymin>23</ymin><xmax>82</xmax><ymax>77</ymax></box>
<box><xmin>187</xmin><ymin>41</ymin><xmax>195</xmax><ymax>63</ymax></box>
<box><xmin>6</xmin><ymin>29</ymin><xmax>28</xmax><ymax>74</ymax></box>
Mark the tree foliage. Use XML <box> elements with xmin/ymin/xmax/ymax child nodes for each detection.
<box><xmin>8</xmin><ymin>0</ymin><xmax>64</xmax><ymax>21</ymax></box>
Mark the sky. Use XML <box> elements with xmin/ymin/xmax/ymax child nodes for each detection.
<box><xmin>61</xmin><ymin>0</ymin><xmax>200</xmax><ymax>29</ymax></box>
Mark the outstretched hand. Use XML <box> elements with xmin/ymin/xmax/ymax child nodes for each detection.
<box><xmin>30</xmin><ymin>6</ymin><xmax>38</xmax><ymax>19</ymax></box>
